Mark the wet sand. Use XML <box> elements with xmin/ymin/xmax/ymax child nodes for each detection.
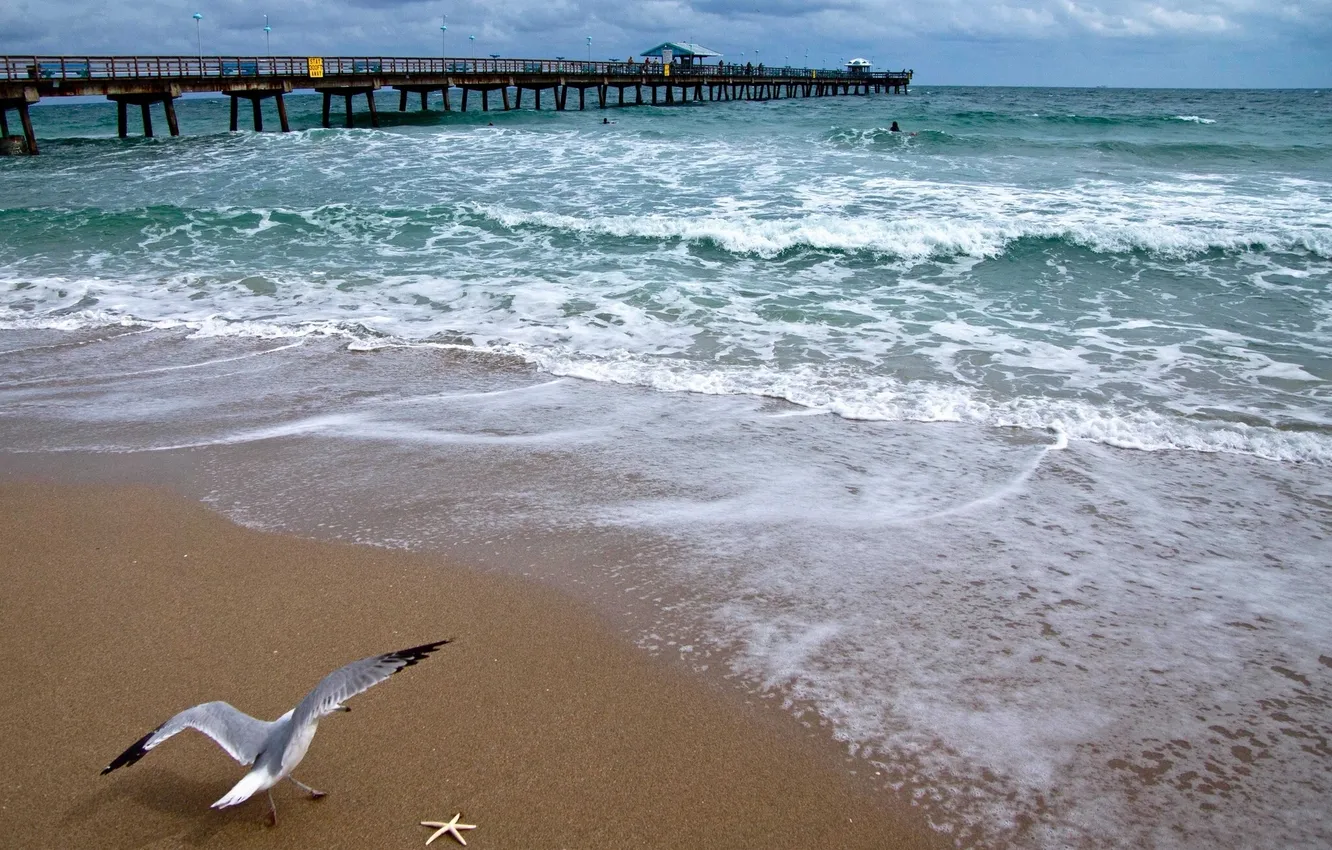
<box><xmin>0</xmin><ymin>481</ymin><xmax>941</xmax><ymax>849</ymax></box>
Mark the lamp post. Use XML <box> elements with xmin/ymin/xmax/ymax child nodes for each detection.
<box><xmin>263</xmin><ymin>15</ymin><xmax>271</xmax><ymax>58</ymax></box>
<box><xmin>469</xmin><ymin>34</ymin><xmax>475</xmax><ymax>59</ymax></box>
<box><xmin>192</xmin><ymin>13</ymin><xmax>203</xmax><ymax>64</ymax></box>
<box><xmin>586</xmin><ymin>36</ymin><xmax>592</xmax><ymax>63</ymax></box>
<box><xmin>440</xmin><ymin>16</ymin><xmax>447</xmax><ymax>59</ymax></box>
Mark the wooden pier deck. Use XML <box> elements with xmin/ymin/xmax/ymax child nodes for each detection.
<box><xmin>0</xmin><ymin>55</ymin><xmax>911</xmax><ymax>154</ymax></box>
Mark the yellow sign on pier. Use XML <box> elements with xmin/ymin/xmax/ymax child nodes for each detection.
<box><xmin>308</xmin><ymin>57</ymin><xmax>324</xmax><ymax>78</ymax></box>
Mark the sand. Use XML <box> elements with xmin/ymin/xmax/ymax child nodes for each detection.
<box><xmin>0</xmin><ymin>481</ymin><xmax>941</xmax><ymax>849</ymax></box>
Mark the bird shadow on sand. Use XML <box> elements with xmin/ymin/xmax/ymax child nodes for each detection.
<box><xmin>61</xmin><ymin>768</ymin><xmax>250</xmax><ymax>845</ymax></box>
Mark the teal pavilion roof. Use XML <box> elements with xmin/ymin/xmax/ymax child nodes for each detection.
<box><xmin>640</xmin><ymin>42</ymin><xmax>722</xmax><ymax>59</ymax></box>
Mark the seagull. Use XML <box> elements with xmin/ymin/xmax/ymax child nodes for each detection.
<box><xmin>101</xmin><ymin>640</ymin><xmax>450</xmax><ymax>825</ymax></box>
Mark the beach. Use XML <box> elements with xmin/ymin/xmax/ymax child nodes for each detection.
<box><xmin>1</xmin><ymin>86</ymin><xmax>1330</xmax><ymax>847</ymax></box>
<box><xmin>0</xmin><ymin>480</ymin><xmax>940</xmax><ymax>849</ymax></box>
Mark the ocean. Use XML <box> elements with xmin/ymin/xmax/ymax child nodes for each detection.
<box><xmin>1</xmin><ymin>85</ymin><xmax>1329</xmax><ymax>847</ymax></box>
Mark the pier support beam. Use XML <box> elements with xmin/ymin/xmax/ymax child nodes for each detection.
<box><xmin>107</xmin><ymin>90</ymin><xmax>181</xmax><ymax>140</ymax></box>
<box><xmin>388</xmin><ymin>86</ymin><xmax>444</xmax><ymax>112</ymax></box>
<box><xmin>315</xmin><ymin>86</ymin><xmax>376</xmax><ymax>128</ymax></box>
<box><xmin>0</xmin><ymin>91</ymin><xmax>39</xmax><ymax>155</ymax></box>
<box><xmin>163</xmin><ymin>97</ymin><xmax>180</xmax><ymax>136</ymax></box>
<box><xmin>365</xmin><ymin>89</ymin><xmax>378</xmax><ymax>126</ymax></box>
<box><xmin>19</xmin><ymin>100</ymin><xmax>36</xmax><ymax>154</ymax></box>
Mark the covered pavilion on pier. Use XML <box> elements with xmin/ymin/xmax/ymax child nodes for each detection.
<box><xmin>639</xmin><ymin>42</ymin><xmax>722</xmax><ymax>67</ymax></box>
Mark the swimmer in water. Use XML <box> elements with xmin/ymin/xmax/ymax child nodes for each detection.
<box><xmin>890</xmin><ymin>121</ymin><xmax>901</xmax><ymax>132</ymax></box>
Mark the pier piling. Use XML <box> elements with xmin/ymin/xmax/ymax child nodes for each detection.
<box><xmin>163</xmin><ymin>96</ymin><xmax>179</xmax><ymax>135</ymax></box>
<box><xmin>225</xmin><ymin>87</ymin><xmax>291</xmax><ymax>132</ymax></box>
<box><xmin>0</xmin><ymin>95</ymin><xmax>38</xmax><ymax>154</ymax></box>
<box><xmin>365</xmin><ymin>89</ymin><xmax>378</xmax><ymax>127</ymax></box>
<box><xmin>107</xmin><ymin>92</ymin><xmax>179</xmax><ymax>139</ymax></box>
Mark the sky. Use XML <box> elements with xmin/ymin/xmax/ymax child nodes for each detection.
<box><xmin>1</xmin><ymin>0</ymin><xmax>1329</xmax><ymax>88</ymax></box>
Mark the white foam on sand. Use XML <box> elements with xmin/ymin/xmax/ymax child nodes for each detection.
<box><xmin>2</xmin><ymin>330</ymin><xmax>1328</xmax><ymax>849</ymax></box>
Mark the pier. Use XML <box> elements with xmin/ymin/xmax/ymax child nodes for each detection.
<box><xmin>0</xmin><ymin>55</ymin><xmax>911</xmax><ymax>154</ymax></box>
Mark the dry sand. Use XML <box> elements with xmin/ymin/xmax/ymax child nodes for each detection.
<box><xmin>0</xmin><ymin>482</ymin><xmax>942</xmax><ymax>849</ymax></box>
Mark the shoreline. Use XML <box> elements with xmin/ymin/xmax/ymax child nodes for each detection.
<box><xmin>0</xmin><ymin>480</ymin><xmax>942</xmax><ymax>849</ymax></box>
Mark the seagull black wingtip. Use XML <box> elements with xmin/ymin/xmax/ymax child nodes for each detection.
<box><xmin>101</xmin><ymin>729</ymin><xmax>156</xmax><ymax>776</ymax></box>
<box><xmin>387</xmin><ymin>639</ymin><xmax>452</xmax><ymax>671</ymax></box>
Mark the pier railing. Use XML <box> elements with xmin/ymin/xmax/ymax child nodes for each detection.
<box><xmin>1</xmin><ymin>55</ymin><xmax>909</xmax><ymax>82</ymax></box>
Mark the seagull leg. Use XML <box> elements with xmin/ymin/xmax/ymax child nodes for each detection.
<box><xmin>266</xmin><ymin>790</ymin><xmax>278</xmax><ymax>827</ymax></box>
<box><xmin>289</xmin><ymin>776</ymin><xmax>327</xmax><ymax>799</ymax></box>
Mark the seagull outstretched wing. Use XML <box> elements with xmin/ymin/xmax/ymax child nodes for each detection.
<box><xmin>101</xmin><ymin>701</ymin><xmax>274</xmax><ymax>774</ymax></box>
<box><xmin>291</xmin><ymin>640</ymin><xmax>451</xmax><ymax>729</ymax></box>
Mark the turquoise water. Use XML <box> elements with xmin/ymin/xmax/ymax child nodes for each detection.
<box><xmin>2</xmin><ymin>87</ymin><xmax>1330</xmax><ymax>847</ymax></box>
<box><xmin>3</xmin><ymin>87</ymin><xmax>1330</xmax><ymax>460</ymax></box>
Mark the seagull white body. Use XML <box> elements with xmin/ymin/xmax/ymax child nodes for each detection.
<box><xmin>102</xmin><ymin>640</ymin><xmax>449</xmax><ymax>822</ymax></box>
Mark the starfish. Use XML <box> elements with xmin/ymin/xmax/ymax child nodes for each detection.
<box><xmin>421</xmin><ymin>813</ymin><xmax>477</xmax><ymax>846</ymax></box>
